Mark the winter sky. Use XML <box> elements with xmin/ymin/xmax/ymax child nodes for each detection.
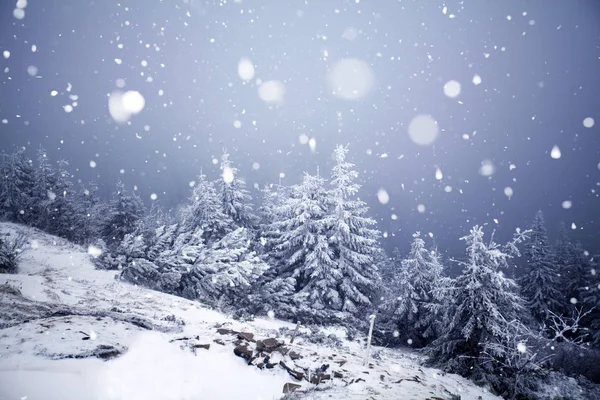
<box><xmin>0</xmin><ymin>0</ymin><xmax>599</xmax><ymax>256</ymax></box>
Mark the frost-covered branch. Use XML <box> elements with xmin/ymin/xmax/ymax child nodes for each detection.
<box><xmin>545</xmin><ymin>307</ymin><xmax>594</xmax><ymax>345</ymax></box>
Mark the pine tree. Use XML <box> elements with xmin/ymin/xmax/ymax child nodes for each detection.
<box><xmin>428</xmin><ymin>226</ymin><xmax>528</xmax><ymax>380</ymax></box>
<box><xmin>102</xmin><ymin>181</ymin><xmax>146</xmax><ymax>246</ymax></box>
<box><xmin>32</xmin><ymin>146</ymin><xmax>57</xmax><ymax>231</ymax></box>
<box><xmin>564</xmin><ymin>243</ymin><xmax>593</xmax><ymax>307</ymax></box>
<box><xmin>180</xmin><ymin>227</ymin><xmax>268</xmax><ymax>305</ymax></box>
<box><xmin>519</xmin><ymin>211</ymin><xmax>562</xmax><ymax>322</ymax></box>
<box><xmin>269</xmin><ymin>172</ymin><xmax>338</xmax><ymax>313</ymax></box>
<box><xmin>180</xmin><ymin>171</ymin><xmax>232</xmax><ymax>243</ymax></box>
<box><xmin>328</xmin><ymin>145</ymin><xmax>381</xmax><ymax>315</ymax></box>
<box><xmin>77</xmin><ymin>181</ymin><xmax>106</xmax><ymax>240</ymax></box>
<box><xmin>0</xmin><ymin>148</ymin><xmax>35</xmax><ymax>224</ymax></box>
<box><xmin>218</xmin><ymin>151</ymin><xmax>257</xmax><ymax>229</ymax></box>
<box><xmin>46</xmin><ymin>160</ymin><xmax>86</xmax><ymax>242</ymax></box>
<box><xmin>384</xmin><ymin>232</ymin><xmax>445</xmax><ymax>346</ymax></box>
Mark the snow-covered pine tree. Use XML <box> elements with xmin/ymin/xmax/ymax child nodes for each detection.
<box><xmin>584</xmin><ymin>255</ymin><xmax>600</xmax><ymax>345</ymax></box>
<box><xmin>31</xmin><ymin>146</ymin><xmax>57</xmax><ymax>231</ymax></box>
<box><xmin>218</xmin><ymin>151</ymin><xmax>257</xmax><ymax>229</ymax></box>
<box><xmin>268</xmin><ymin>172</ymin><xmax>339</xmax><ymax>317</ymax></box>
<box><xmin>77</xmin><ymin>181</ymin><xmax>108</xmax><ymax>241</ymax></box>
<box><xmin>180</xmin><ymin>171</ymin><xmax>232</xmax><ymax>243</ymax></box>
<box><xmin>519</xmin><ymin>210</ymin><xmax>562</xmax><ymax>322</ymax></box>
<box><xmin>328</xmin><ymin>145</ymin><xmax>381</xmax><ymax>316</ymax></box>
<box><xmin>0</xmin><ymin>148</ymin><xmax>35</xmax><ymax>224</ymax></box>
<box><xmin>428</xmin><ymin>226</ymin><xmax>528</xmax><ymax>380</ymax></box>
<box><xmin>146</xmin><ymin>223</ymin><xmax>178</xmax><ymax>262</ymax></box>
<box><xmin>383</xmin><ymin>232</ymin><xmax>445</xmax><ymax>346</ymax></box>
<box><xmin>563</xmin><ymin>242</ymin><xmax>594</xmax><ymax>307</ymax></box>
<box><xmin>102</xmin><ymin>181</ymin><xmax>146</xmax><ymax>246</ymax></box>
<box><xmin>46</xmin><ymin>160</ymin><xmax>87</xmax><ymax>243</ymax></box>
<box><xmin>180</xmin><ymin>227</ymin><xmax>268</xmax><ymax>306</ymax></box>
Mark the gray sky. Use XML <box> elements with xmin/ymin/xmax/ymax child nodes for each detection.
<box><xmin>1</xmin><ymin>0</ymin><xmax>599</xmax><ymax>257</ymax></box>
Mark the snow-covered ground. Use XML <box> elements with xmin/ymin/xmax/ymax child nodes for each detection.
<box><xmin>0</xmin><ymin>223</ymin><xmax>500</xmax><ymax>400</ymax></box>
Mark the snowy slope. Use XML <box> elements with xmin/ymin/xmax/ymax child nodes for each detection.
<box><xmin>0</xmin><ymin>223</ymin><xmax>500</xmax><ymax>400</ymax></box>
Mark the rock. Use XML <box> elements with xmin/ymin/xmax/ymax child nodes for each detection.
<box><xmin>194</xmin><ymin>344</ymin><xmax>210</xmax><ymax>350</ymax></box>
<box><xmin>279</xmin><ymin>361</ymin><xmax>305</xmax><ymax>381</ymax></box>
<box><xmin>273</xmin><ymin>346</ymin><xmax>289</xmax><ymax>356</ymax></box>
<box><xmin>213</xmin><ymin>338</ymin><xmax>225</xmax><ymax>346</ymax></box>
<box><xmin>310</xmin><ymin>373</ymin><xmax>331</xmax><ymax>384</ymax></box>
<box><xmin>317</xmin><ymin>363</ymin><xmax>329</xmax><ymax>372</ymax></box>
<box><xmin>237</xmin><ymin>332</ymin><xmax>255</xmax><ymax>342</ymax></box>
<box><xmin>256</xmin><ymin>337</ymin><xmax>282</xmax><ymax>351</ymax></box>
<box><xmin>333</xmin><ymin>371</ymin><xmax>343</xmax><ymax>379</ymax></box>
<box><xmin>282</xmin><ymin>383</ymin><xmax>301</xmax><ymax>394</ymax></box>
<box><xmin>233</xmin><ymin>345</ymin><xmax>254</xmax><ymax>363</ymax></box>
<box><xmin>257</xmin><ymin>362</ymin><xmax>264</xmax><ymax>369</ymax></box>
<box><xmin>288</xmin><ymin>350</ymin><xmax>302</xmax><ymax>360</ymax></box>
<box><xmin>217</xmin><ymin>328</ymin><xmax>238</xmax><ymax>336</ymax></box>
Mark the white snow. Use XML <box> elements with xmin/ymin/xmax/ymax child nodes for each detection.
<box><xmin>479</xmin><ymin>159</ymin><xmax>495</xmax><ymax>176</ymax></box>
<box><xmin>0</xmin><ymin>223</ymin><xmax>502</xmax><ymax>400</ymax></box>
<box><xmin>408</xmin><ymin>114</ymin><xmax>438</xmax><ymax>146</ymax></box>
<box><xmin>417</xmin><ymin>204</ymin><xmax>426</xmax><ymax>213</ymax></box>
<box><xmin>443</xmin><ymin>80</ymin><xmax>461</xmax><ymax>98</ymax></box>
<box><xmin>108</xmin><ymin>91</ymin><xmax>144</xmax><ymax>123</ymax></box>
<box><xmin>237</xmin><ymin>57</ymin><xmax>255</xmax><ymax>81</ymax></box>
<box><xmin>258</xmin><ymin>80</ymin><xmax>285</xmax><ymax>103</ymax></box>
<box><xmin>308</xmin><ymin>137</ymin><xmax>317</xmax><ymax>152</ymax></box>
<box><xmin>2</xmin><ymin>50</ymin><xmax>10</xmax><ymax>59</ymax></box>
<box><xmin>377</xmin><ymin>188</ymin><xmax>390</xmax><ymax>204</ymax></box>
<box><xmin>298</xmin><ymin>134</ymin><xmax>309</xmax><ymax>145</ymax></box>
<box><xmin>327</xmin><ymin>58</ymin><xmax>374</xmax><ymax>100</ymax></box>
<box><xmin>222</xmin><ymin>167</ymin><xmax>234</xmax><ymax>184</ymax></box>
<box><xmin>473</xmin><ymin>74</ymin><xmax>482</xmax><ymax>85</ymax></box>
<box><xmin>562</xmin><ymin>200</ymin><xmax>572</xmax><ymax>209</ymax></box>
<box><xmin>504</xmin><ymin>186</ymin><xmax>514</xmax><ymax>198</ymax></box>
<box><xmin>27</xmin><ymin>65</ymin><xmax>38</xmax><ymax>76</ymax></box>
<box><xmin>435</xmin><ymin>167</ymin><xmax>443</xmax><ymax>180</ymax></box>
<box><xmin>583</xmin><ymin>117</ymin><xmax>594</xmax><ymax>128</ymax></box>
<box><xmin>13</xmin><ymin>8</ymin><xmax>25</xmax><ymax>20</ymax></box>
<box><xmin>551</xmin><ymin>145</ymin><xmax>561</xmax><ymax>159</ymax></box>
<box><xmin>121</xmin><ymin>91</ymin><xmax>145</xmax><ymax>114</ymax></box>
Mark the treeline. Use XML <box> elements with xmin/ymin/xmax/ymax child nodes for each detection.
<box><xmin>1</xmin><ymin>144</ymin><xmax>599</xmax><ymax>399</ymax></box>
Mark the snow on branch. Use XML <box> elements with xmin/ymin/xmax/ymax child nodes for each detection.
<box><xmin>545</xmin><ymin>307</ymin><xmax>594</xmax><ymax>345</ymax></box>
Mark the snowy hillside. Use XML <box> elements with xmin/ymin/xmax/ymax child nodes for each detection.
<box><xmin>0</xmin><ymin>223</ymin><xmax>500</xmax><ymax>400</ymax></box>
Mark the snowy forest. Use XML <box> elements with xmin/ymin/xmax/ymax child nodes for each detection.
<box><xmin>1</xmin><ymin>143</ymin><xmax>599</xmax><ymax>399</ymax></box>
<box><xmin>2</xmin><ymin>1</ymin><xmax>600</xmax><ymax>399</ymax></box>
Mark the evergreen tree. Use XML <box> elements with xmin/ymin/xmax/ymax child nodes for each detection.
<box><xmin>519</xmin><ymin>211</ymin><xmax>562</xmax><ymax>322</ymax></box>
<box><xmin>328</xmin><ymin>145</ymin><xmax>381</xmax><ymax>315</ymax></box>
<box><xmin>180</xmin><ymin>227</ymin><xmax>268</xmax><ymax>305</ymax></box>
<box><xmin>46</xmin><ymin>160</ymin><xmax>86</xmax><ymax>242</ymax></box>
<box><xmin>32</xmin><ymin>146</ymin><xmax>56</xmax><ymax>230</ymax></box>
<box><xmin>384</xmin><ymin>232</ymin><xmax>445</xmax><ymax>346</ymax></box>
<box><xmin>77</xmin><ymin>181</ymin><xmax>106</xmax><ymax>241</ymax></box>
<box><xmin>0</xmin><ymin>148</ymin><xmax>35</xmax><ymax>224</ymax></box>
<box><xmin>269</xmin><ymin>172</ymin><xmax>338</xmax><ymax>313</ymax></box>
<box><xmin>218</xmin><ymin>151</ymin><xmax>257</xmax><ymax>229</ymax></box>
<box><xmin>102</xmin><ymin>181</ymin><xmax>146</xmax><ymax>246</ymax></box>
<box><xmin>428</xmin><ymin>226</ymin><xmax>528</xmax><ymax>380</ymax></box>
<box><xmin>180</xmin><ymin>171</ymin><xmax>232</xmax><ymax>243</ymax></box>
<box><xmin>563</xmin><ymin>243</ymin><xmax>594</xmax><ymax>306</ymax></box>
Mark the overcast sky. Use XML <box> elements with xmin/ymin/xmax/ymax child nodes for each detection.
<box><xmin>1</xmin><ymin>0</ymin><xmax>599</xmax><ymax>257</ymax></box>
